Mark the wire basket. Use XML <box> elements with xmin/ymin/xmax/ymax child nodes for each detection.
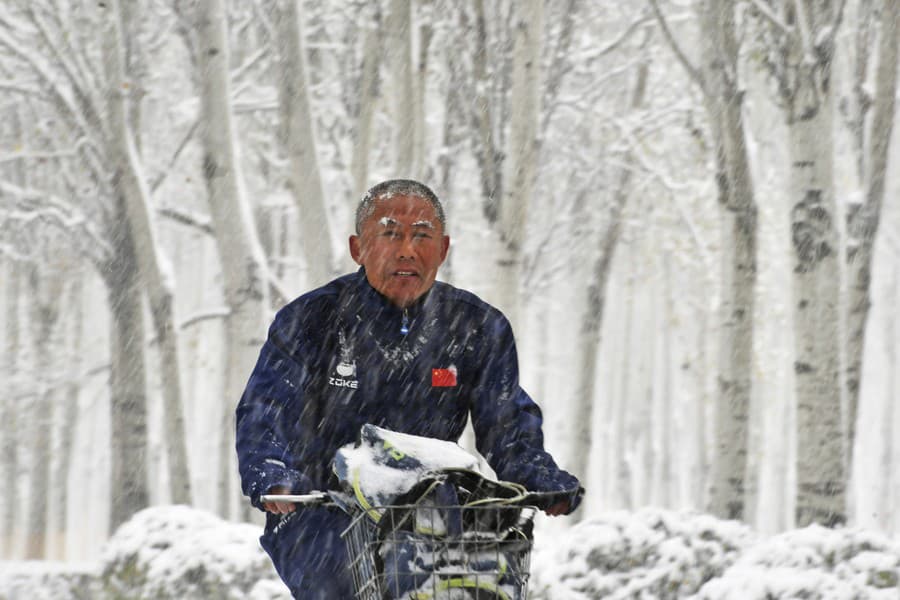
<box><xmin>341</xmin><ymin>503</ymin><xmax>535</xmax><ymax>600</ymax></box>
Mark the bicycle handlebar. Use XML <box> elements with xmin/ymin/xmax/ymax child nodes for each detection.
<box><xmin>260</xmin><ymin>488</ymin><xmax>579</xmax><ymax>508</ymax></box>
<box><xmin>260</xmin><ymin>492</ymin><xmax>332</xmax><ymax>506</ymax></box>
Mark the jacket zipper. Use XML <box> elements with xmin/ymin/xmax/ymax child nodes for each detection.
<box><xmin>400</xmin><ymin>309</ymin><xmax>410</xmax><ymax>335</ymax></box>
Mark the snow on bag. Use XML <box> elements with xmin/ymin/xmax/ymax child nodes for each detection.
<box><xmin>332</xmin><ymin>424</ymin><xmax>534</xmax><ymax>599</ymax></box>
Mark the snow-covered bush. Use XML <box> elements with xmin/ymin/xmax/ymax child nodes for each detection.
<box><xmin>530</xmin><ymin>508</ymin><xmax>754</xmax><ymax>599</ymax></box>
<box><xmin>97</xmin><ymin>505</ymin><xmax>290</xmax><ymax>600</ymax></box>
<box><xmin>692</xmin><ymin>524</ymin><xmax>900</xmax><ymax>599</ymax></box>
<box><xmin>0</xmin><ymin>561</ymin><xmax>97</xmax><ymax>600</ymax></box>
<box><xmin>4</xmin><ymin>506</ymin><xmax>899</xmax><ymax>599</ymax></box>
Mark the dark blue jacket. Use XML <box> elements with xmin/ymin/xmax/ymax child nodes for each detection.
<box><xmin>235</xmin><ymin>269</ymin><xmax>580</xmax><ymax>597</ymax></box>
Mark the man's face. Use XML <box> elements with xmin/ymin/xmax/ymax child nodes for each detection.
<box><xmin>349</xmin><ymin>194</ymin><xmax>450</xmax><ymax>308</ymax></box>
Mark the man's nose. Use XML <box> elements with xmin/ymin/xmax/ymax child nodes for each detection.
<box><xmin>397</xmin><ymin>234</ymin><xmax>415</xmax><ymax>258</ymax></box>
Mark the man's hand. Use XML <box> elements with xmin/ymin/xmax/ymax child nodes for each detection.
<box><xmin>544</xmin><ymin>500</ymin><xmax>570</xmax><ymax>516</ymax></box>
<box><xmin>262</xmin><ymin>485</ymin><xmax>296</xmax><ymax>514</ymax></box>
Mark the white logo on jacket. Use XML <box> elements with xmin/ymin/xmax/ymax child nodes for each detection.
<box><xmin>330</xmin><ymin>331</ymin><xmax>359</xmax><ymax>388</ymax></box>
<box><xmin>330</xmin><ymin>360</ymin><xmax>359</xmax><ymax>389</ymax></box>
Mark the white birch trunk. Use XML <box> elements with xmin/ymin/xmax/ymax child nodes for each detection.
<box><xmin>845</xmin><ymin>0</ymin><xmax>898</xmax><ymax>472</ymax></box>
<box><xmin>692</xmin><ymin>300</ymin><xmax>711</xmax><ymax>508</ymax></box>
<box><xmin>351</xmin><ymin>8</ymin><xmax>381</xmax><ymax>199</ymax></box>
<box><xmin>615</xmin><ymin>259</ymin><xmax>636</xmax><ymax>509</ymax></box>
<box><xmin>639</xmin><ymin>287</ymin><xmax>655</xmax><ymax>507</ymax></box>
<box><xmin>571</xmin><ymin>61</ymin><xmax>648</xmax><ymax>518</ymax></box>
<box><xmin>195</xmin><ymin>0</ymin><xmax>271</xmax><ymax>517</ymax></box>
<box><xmin>106</xmin><ymin>0</ymin><xmax>192</xmax><ymax>506</ymax></box>
<box><xmin>1</xmin><ymin>261</ymin><xmax>21</xmax><ymax>557</ymax></box>
<box><xmin>882</xmin><ymin>266</ymin><xmax>897</xmax><ymax>531</ymax></box>
<box><xmin>413</xmin><ymin>15</ymin><xmax>432</xmax><ymax>180</ymax></box>
<box><xmin>472</xmin><ymin>0</ymin><xmax>501</xmax><ymax>221</ymax></box>
<box><xmin>658</xmin><ymin>253</ymin><xmax>674</xmax><ymax>507</ymax></box>
<box><xmin>387</xmin><ymin>0</ymin><xmax>415</xmax><ymax>173</ymax></box>
<box><xmin>701</xmin><ymin>0</ymin><xmax>758</xmax><ymax>522</ymax></box>
<box><xmin>890</xmin><ymin>266</ymin><xmax>900</xmax><ymax>535</ymax></box>
<box><xmin>786</xmin><ymin>8</ymin><xmax>845</xmax><ymax>526</ymax></box>
<box><xmin>54</xmin><ymin>273</ymin><xmax>83</xmax><ymax>559</ymax></box>
<box><xmin>104</xmin><ymin>202</ymin><xmax>151</xmax><ymax>530</ymax></box>
<box><xmin>277</xmin><ymin>0</ymin><xmax>335</xmax><ymax>287</ymax></box>
<box><xmin>24</xmin><ymin>265</ymin><xmax>66</xmax><ymax>558</ymax></box>
<box><xmin>498</xmin><ymin>0</ymin><xmax>542</xmax><ymax>330</ymax></box>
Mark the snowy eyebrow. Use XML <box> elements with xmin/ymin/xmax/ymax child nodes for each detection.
<box><xmin>379</xmin><ymin>217</ymin><xmax>399</xmax><ymax>227</ymax></box>
<box><xmin>412</xmin><ymin>220</ymin><xmax>435</xmax><ymax>229</ymax></box>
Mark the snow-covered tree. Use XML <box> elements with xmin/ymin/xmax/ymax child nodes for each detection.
<box><xmin>755</xmin><ymin>0</ymin><xmax>847</xmax><ymax>528</ymax></box>
<box><xmin>842</xmin><ymin>0</ymin><xmax>899</xmax><ymax>472</ymax></box>
<box><xmin>191</xmin><ymin>0</ymin><xmax>272</xmax><ymax>517</ymax></box>
<box><xmin>650</xmin><ymin>0</ymin><xmax>758</xmax><ymax>521</ymax></box>
<box><xmin>495</xmin><ymin>0</ymin><xmax>543</xmax><ymax>330</ymax></box>
<box><xmin>104</xmin><ymin>0</ymin><xmax>192</xmax><ymax>507</ymax></box>
<box><xmin>274</xmin><ymin>0</ymin><xmax>335</xmax><ymax>288</ymax></box>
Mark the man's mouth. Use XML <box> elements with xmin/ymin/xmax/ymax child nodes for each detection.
<box><xmin>394</xmin><ymin>270</ymin><xmax>418</xmax><ymax>277</ymax></box>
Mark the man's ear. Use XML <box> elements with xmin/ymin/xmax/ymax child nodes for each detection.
<box><xmin>440</xmin><ymin>235</ymin><xmax>450</xmax><ymax>263</ymax></box>
<box><xmin>349</xmin><ymin>235</ymin><xmax>362</xmax><ymax>264</ymax></box>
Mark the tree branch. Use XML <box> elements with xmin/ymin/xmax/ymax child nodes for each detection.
<box><xmin>150</xmin><ymin>120</ymin><xmax>199</xmax><ymax>193</ymax></box>
<box><xmin>647</xmin><ymin>0</ymin><xmax>706</xmax><ymax>93</ymax></box>
<box><xmin>155</xmin><ymin>204</ymin><xmax>215</xmax><ymax>235</ymax></box>
<box><xmin>746</xmin><ymin>0</ymin><xmax>793</xmax><ymax>35</ymax></box>
<box><xmin>0</xmin><ymin>180</ymin><xmax>111</xmax><ymax>267</ymax></box>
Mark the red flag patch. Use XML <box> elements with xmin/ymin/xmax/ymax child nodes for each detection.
<box><xmin>432</xmin><ymin>367</ymin><xmax>457</xmax><ymax>387</ymax></box>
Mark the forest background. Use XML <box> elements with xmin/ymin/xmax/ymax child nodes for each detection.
<box><xmin>0</xmin><ymin>0</ymin><xmax>898</xmax><ymax>563</ymax></box>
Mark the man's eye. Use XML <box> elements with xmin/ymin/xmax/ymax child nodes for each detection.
<box><xmin>413</xmin><ymin>232</ymin><xmax>432</xmax><ymax>239</ymax></box>
<box><xmin>381</xmin><ymin>231</ymin><xmax>400</xmax><ymax>238</ymax></box>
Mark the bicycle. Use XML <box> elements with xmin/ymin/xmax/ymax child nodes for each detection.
<box><xmin>262</xmin><ymin>485</ymin><xmax>565</xmax><ymax>599</ymax></box>
<box><xmin>261</xmin><ymin>425</ymin><xmax>578</xmax><ymax>599</ymax></box>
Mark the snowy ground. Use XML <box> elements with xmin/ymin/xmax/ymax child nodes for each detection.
<box><xmin>1</xmin><ymin>505</ymin><xmax>899</xmax><ymax>599</ymax></box>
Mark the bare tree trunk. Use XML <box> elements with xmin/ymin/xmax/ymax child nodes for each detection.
<box><xmin>570</xmin><ymin>61</ymin><xmax>647</xmax><ymax>519</ymax></box>
<box><xmin>276</xmin><ymin>0</ymin><xmax>335</xmax><ymax>287</ymax></box>
<box><xmin>786</xmin><ymin>3</ymin><xmax>845</xmax><ymax>527</ymax></box>
<box><xmin>882</xmin><ymin>265</ymin><xmax>897</xmax><ymax>531</ymax></box>
<box><xmin>497</xmin><ymin>0</ymin><xmax>543</xmax><ymax>330</ymax></box>
<box><xmin>387</xmin><ymin>0</ymin><xmax>415</xmax><ymax>172</ymax></box>
<box><xmin>24</xmin><ymin>265</ymin><xmax>64</xmax><ymax>558</ymax></box>
<box><xmin>615</xmin><ymin>262</ymin><xmax>636</xmax><ymax>509</ymax></box>
<box><xmin>104</xmin><ymin>199</ymin><xmax>151</xmax><ymax>530</ymax></box>
<box><xmin>471</xmin><ymin>0</ymin><xmax>502</xmax><ymax>222</ymax></box>
<box><xmin>106</xmin><ymin>0</ymin><xmax>192</xmax><ymax>506</ymax></box>
<box><xmin>639</xmin><ymin>304</ymin><xmax>655</xmax><ymax>507</ymax></box>
<box><xmin>54</xmin><ymin>273</ymin><xmax>83</xmax><ymax>559</ymax></box>
<box><xmin>845</xmin><ymin>0</ymin><xmax>898</xmax><ymax>473</ymax></box>
<box><xmin>658</xmin><ymin>253</ymin><xmax>675</xmax><ymax>507</ymax></box>
<box><xmin>694</xmin><ymin>0</ymin><xmax>758</xmax><ymax>522</ymax></box>
<box><xmin>413</xmin><ymin>7</ymin><xmax>432</xmax><ymax>181</ymax></box>
<box><xmin>651</xmin><ymin>0</ymin><xmax>757</xmax><ymax>521</ymax></box>
<box><xmin>195</xmin><ymin>0</ymin><xmax>272</xmax><ymax>518</ymax></box>
<box><xmin>2</xmin><ymin>261</ymin><xmax>21</xmax><ymax>557</ymax></box>
<box><xmin>3</xmin><ymin>108</ymin><xmax>28</xmax><ymax>558</ymax></box>
<box><xmin>351</xmin><ymin>5</ymin><xmax>381</xmax><ymax>199</ymax></box>
<box><xmin>692</xmin><ymin>301</ymin><xmax>711</xmax><ymax>508</ymax></box>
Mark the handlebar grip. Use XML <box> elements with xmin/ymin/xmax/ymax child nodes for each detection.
<box><xmin>260</xmin><ymin>492</ymin><xmax>331</xmax><ymax>506</ymax></box>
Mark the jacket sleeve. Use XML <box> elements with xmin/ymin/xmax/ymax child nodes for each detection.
<box><xmin>468</xmin><ymin>311</ymin><xmax>582</xmax><ymax>508</ymax></box>
<box><xmin>235</xmin><ymin>310</ymin><xmax>315</xmax><ymax>510</ymax></box>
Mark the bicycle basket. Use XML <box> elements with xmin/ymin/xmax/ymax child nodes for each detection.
<box><xmin>341</xmin><ymin>504</ymin><xmax>534</xmax><ymax>600</ymax></box>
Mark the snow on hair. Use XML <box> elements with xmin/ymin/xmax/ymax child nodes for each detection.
<box><xmin>355</xmin><ymin>179</ymin><xmax>446</xmax><ymax>234</ymax></box>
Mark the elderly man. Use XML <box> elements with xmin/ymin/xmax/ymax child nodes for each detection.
<box><xmin>236</xmin><ymin>179</ymin><xmax>581</xmax><ymax>599</ymax></box>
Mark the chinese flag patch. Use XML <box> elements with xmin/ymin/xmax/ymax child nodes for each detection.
<box><xmin>432</xmin><ymin>367</ymin><xmax>457</xmax><ymax>387</ymax></box>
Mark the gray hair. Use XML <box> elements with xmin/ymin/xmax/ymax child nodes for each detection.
<box><xmin>355</xmin><ymin>179</ymin><xmax>446</xmax><ymax>235</ymax></box>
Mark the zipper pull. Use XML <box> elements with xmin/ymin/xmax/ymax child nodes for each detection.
<box><xmin>400</xmin><ymin>309</ymin><xmax>410</xmax><ymax>335</ymax></box>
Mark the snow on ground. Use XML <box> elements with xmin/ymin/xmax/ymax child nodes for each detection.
<box><xmin>2</xmin><ymin>506</ymin><xmax>899</xmax><ymax>599</ymax></box>
<box><xmin>531</xmin><ymin>508</ymin><xmax>900</xmax><ymax>600</ymax></box>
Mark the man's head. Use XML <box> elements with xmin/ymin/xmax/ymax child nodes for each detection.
<box><xmin>350</xmin><ymin>180</ymin><xmax>450</xmax><ymax>308</ymax></box>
